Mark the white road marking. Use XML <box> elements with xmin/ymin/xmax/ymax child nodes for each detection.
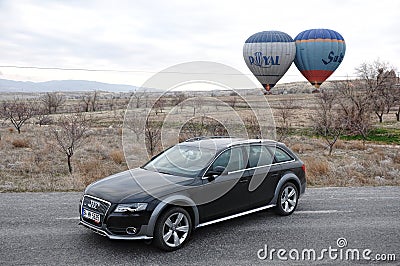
<box><xmin>303</xmin><ymin>196</ymin><xmax>400</xmax><ymax>201</ymax></box>
<box><xmin>56</xmin><ymin>217</ymin><xmax>80</xmax><ymax>220</ymax></box>
<box><xmin>296</xmin><ymin>210</ymin><xmax>352</xmax><ymax>214</ymax></box>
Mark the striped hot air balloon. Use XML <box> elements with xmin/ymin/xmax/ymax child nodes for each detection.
<box><xmin>243</xmin><ymin>31</ymin><xmax>296</xmax><ymax>93</ymax></box>
<box><xmin>294</xmin><ymin>29</ymin><xmax>346</xmax><ymax>89</ymax></box>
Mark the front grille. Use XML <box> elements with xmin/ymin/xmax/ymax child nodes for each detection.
<box><xmin>81</xmin><ymin>195</ymin><xmax>111</xmax><ymax>227</ymax></box>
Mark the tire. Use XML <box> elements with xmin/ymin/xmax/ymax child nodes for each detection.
<box><xmin>153</xmin><ymin>207</ymin><xmax>192</xmax><ymax>251</ymax></box>
<box><xmin>275</xmin><ymin>182</ymin><xmax>298</xmax><ymax>216</ymax></box>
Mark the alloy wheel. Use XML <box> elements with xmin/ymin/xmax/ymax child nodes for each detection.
<box><xmin>162</xmin><ymin>211</ymin><xmax>190</xmax><ymax>248</ymax></box>
<box><xmin>280</xmin><ymin>185</ymin><xmax>297</xmax><ymax>213</ymax></box>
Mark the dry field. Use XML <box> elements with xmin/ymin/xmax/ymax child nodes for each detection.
<box><xmin>0</xmin><ymin>92</ymin><xmax>399</xmax><ymax>192</ymax></box>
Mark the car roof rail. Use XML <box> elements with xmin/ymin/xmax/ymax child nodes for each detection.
<box><xmin>184</xmin><ymin>136</ymin><xmax>233</xmax><ymax>142</ymax></box>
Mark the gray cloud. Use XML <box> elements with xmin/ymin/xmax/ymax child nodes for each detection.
<box><xmin>0</xmin><ymin>0</ymin><xmax>399</xmax><ymax>84</ymax></box>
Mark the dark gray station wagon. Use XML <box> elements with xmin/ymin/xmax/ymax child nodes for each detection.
<box><xmin>80</xmin><ymin>137</ymin><xmax>306</xmax><ymax>251</ymax></box>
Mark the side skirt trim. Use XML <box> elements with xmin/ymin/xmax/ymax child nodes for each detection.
<box><xmin>196</xmin><ymin>204</ymin><xmax>275</xmax><ymax>228</ymax></box>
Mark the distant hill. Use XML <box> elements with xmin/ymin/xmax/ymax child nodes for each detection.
<box><xmin>0</xmin><ymin>78</ymin><xmax>343</xmax><ymax>94</ymax></box>
<box><xmin>0</xmin><ymin>79</ymin><xmax>140</xmax><ymax>92</ymax></box>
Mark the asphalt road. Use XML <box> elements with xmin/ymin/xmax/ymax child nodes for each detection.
<box><xmin>1</xmin><ymin>186</ymin><xmax>399</xmax><ymax>265</ymax></box>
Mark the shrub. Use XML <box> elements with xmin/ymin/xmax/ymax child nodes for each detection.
<box><xmin>78</xmin><ymin>159</ymin><xmax>110</xmax><ymax>186</ymax></box>
<box><xmin>289</xmin><ymin>143</ymin><xmax>314</xmax><ymax>154</ymax></box>
<box><xmin>393</xmin><ymin>152</ymin><xmax>400</xmax><ymax>164</ymax></box>
<box><xmin>110</xmin><ymin>149</ymin><xmax>125</xmax><ymax>164</ymax></box>
<box><xmin>303</xmin><ymin>157</ymin><xmax>329</xmax><ymax>178</ymax></box>
<box><xmin>333</xmin><ymin>139</ymin><xmax>347</xmax><ymax>150</ymax></box>
<box><xmin>346</xmin><ymin>140</ymin><xmax>365</xmax><ymax>150</ymax></box>
<box><xmin>12</xmin><ymin>138</ymin><xmax>30</xmax><ymax>148</ymax></box>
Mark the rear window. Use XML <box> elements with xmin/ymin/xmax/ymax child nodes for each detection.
<box><xmin>246</xmin><ymin>145</ymin><xmax>274</xmax><ymax>168</ymax></box>
<box><xmin>273</xmin><ymin>148</ymin><xmax>294</xmax><ymax>163</ymax></box>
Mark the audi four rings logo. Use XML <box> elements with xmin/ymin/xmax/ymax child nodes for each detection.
<box><xmin>88</xmin><ymin>200</ymin><xmax>100</xmax><ymax>209</ymax></box>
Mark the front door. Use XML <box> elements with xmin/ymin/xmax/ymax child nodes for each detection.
<box><xmin>197</xmin><ymin>147</ymin><xmax>249</xmax><ymax>223</ymax></box>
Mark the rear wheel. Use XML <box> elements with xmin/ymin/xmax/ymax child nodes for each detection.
<box><xmin>275</xmin><ymin>182</ymin><xmax>298</xmax><ymax>216</ymax></box>
<box><xmin>153</xmin><ymin>207</ymin><xmax>192</xmax><ymax>251</ymax></box>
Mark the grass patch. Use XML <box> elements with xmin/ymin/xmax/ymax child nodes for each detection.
<box><xmin>291</xmin><ymin>127</ymin><xmax>315</xmax><ymax>137</ymax></box>
<box><xmin>341</xmin><ymin>128</ymin><xmax>400</xmax><ymax>144</ymax></box>
<box><xmin>291</xmin><ymin>126</ymin><xmax>400</xmax><ymax>145</ymax></box>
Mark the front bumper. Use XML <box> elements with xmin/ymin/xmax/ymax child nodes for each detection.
<box><xmin>80</xmin><ymin>194</ymin><xmax>153</xmax><ymax>240</ymax></box>
<box><xmin>79</xmin><ymin>220</ymin><xmax>152</xmax><ymax>240</ymax></box>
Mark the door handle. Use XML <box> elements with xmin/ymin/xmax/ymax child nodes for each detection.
<box><xmin>239</xmin><ymin>178</ymin><xmax>249</xmax><ymax>183</ymax></box>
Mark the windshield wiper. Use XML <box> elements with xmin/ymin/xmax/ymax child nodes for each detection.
<box><xmin>152</xmin><ymin>169</ymin><xmax>172</xmax><ymax>175</ymax></box>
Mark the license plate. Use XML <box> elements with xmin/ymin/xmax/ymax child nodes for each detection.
<box><xmin>82</xmin><ymin>208</ymin><xmax>101</xmax><ymax>224</ymax></box>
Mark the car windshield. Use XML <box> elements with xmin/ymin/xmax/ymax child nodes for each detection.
<box><xmin>143</xmin><ymin>144</ymin><xmax>217</xmax><ymax>178</ymax></box>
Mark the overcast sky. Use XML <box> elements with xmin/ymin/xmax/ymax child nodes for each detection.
<box><xmin>0</xmin><ymin>0</ymin><xmax>399</xmax><ymax>88</ymax></box>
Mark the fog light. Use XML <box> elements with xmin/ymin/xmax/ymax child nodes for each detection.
<box><xmin>126</xmin><ymin>227</ymin><xmax>137</xmax><ymax>235</ymax></box>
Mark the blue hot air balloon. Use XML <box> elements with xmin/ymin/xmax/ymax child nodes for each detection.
<box><xmin>294</xmin><ymin>29</ymin><xmax>346</xmax><ymax>89</ymax></box>
<box><xmin>243</xmin><ymin>31</ymin><xmax>296</xmax><ymax>93</ymax></box>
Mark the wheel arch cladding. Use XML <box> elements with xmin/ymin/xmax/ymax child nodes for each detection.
<box><xmin>270</xmin><ymin>173</ymin><xmax>301</xmax><ymax>205</ymax></box>
<box><xmin>145</xmin><ymin>195</ymin><xmax>199</xmax><ymax>237</ymax></box>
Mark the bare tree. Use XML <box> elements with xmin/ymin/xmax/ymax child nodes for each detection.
<box><xmin>81</xmin><ymin>94</ymin><xmax>92</xmax><ymax>112</ymax></box>
<box><xmin>243</xmin><ymin>114</ymin><xmax>261</xmax><ymax>139</ymax></box>
<box><xmin>81</xmin><ymin>91</ymin><xmax>99</xmax><ymax>112</ymax></box>
<box><xmin>385</xmin><ymin>73</ymin><xmax>400</xmax><ymax>121</ymax></box>
<box><xmin>145</xmin><ymin>117</ymin><xmax>162</xmax><ymax>156</ymax></box>
<box><xmin>143</xmin><ymin>91</ymin><xmax>150</xmax><ymax>108</ymax></box>
<box><xmin>1</xmin><ymin>99</ymin><xmax>35</xmax><ymax>134</ymax></box>
<box><xmin>154</xmin><ymin>97</ymin><xmax>167</xmax><ymax>115</ymax></box>
<box><xmin>178</xmin><ymin>117</ymin><xmax>205</xmax><ymax>141</ymax></box>
<box><xmin>50</xmin><ymin>113</ymin><xmax>91</xmax><ymax>174</ymax></box>
<box><xmin>274</xmin><ymin>97</ymin><xmax>295</xmax><ymax>141</ymax></box>
<box><xmin>91</xmin><ymin>90</ymin><xmax>99</xmax><ymax>112</ymax></box>
<box><xmin>355</xmin><ymin>60</ymin><xmax>397</xmax><ymax>123</ymax></box>
<box><xmin>35</xmin><ymin>102</ymin><xmax>51</xmax><ymax>126</ymax></box>
<box><xmin>131</xmin><ymin>89</ymin><xmax>148</xmax><ymax>108</ymax></box>
<box><xmin>40</xmin><ymin>92</ymin><xmax>65</xmax><ymax>114</ymax></box>
<box><xmin>178</xmin><ymin>115</ymin><xmax>228</xmax><ymax>142</ymax></box>
<box><xmin>336</xmin><ymin>80</ymin><xmax>372</xmax><ymax>145</ymax></box>
<box><xmin>395</xmin><ymin>83</ymin><xmax>400</xmax><ymax>121</ymax></box>
<box><xmin>124</xmin><ymin>110</ymin><xmax>146</xmax><ymax>141</ymax></box>
<box><xmin>382</xmin><ymin>69</ymin><xmax>397</xmax><ymax>113</ymax></box>
<box><xmin>171</xmin><ymin>92</ymin><xmax>188</xmax><ymax>112</ymax></box>
<box><xmin>186</xmin><ymin>96</ymin><xmax>203</xmax><ymax>116</ymax></box>
<box><xmin>206</xmin><ymin>117</ymin><xmax>228</xmax><ymax>136</ymax></box>
<box><xmin>226</xmin><ymin>96</ymin><xmax>238</xmax><ymax>109</ymax></box>
<box><xmin>312</xmin><ymin>91</ymin><xmax>346</xmax><ymax>155</ymax></box>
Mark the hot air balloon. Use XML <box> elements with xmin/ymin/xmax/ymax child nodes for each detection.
<box><xmin>243</xmin><ymin>31</ymin><xmax>296</xmax><ymax>93</ymax></box>
<box><xmin>294</xmin><ymin>29</ymin><xmax>346</xmax><ymax>90</ymax></box>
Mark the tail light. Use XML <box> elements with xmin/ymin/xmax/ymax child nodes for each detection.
<box><xmin>301</xmin><ymin>164</ymin><xmax>306</xmax><ymax>173</ymax></box>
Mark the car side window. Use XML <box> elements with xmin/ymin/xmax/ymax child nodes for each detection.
<box><xmin>273</xmin><ymin>148</ymin><xmax>294</xmax><ymax>163</ymax></box>
<box><xmin>211</xmin><ymin>147</ymin><xmax>244</xmax><ymax>173</ymax></box>
<box><xmin>247</xmin><ymin>145</ymin><xmax>274</xmax><ymax>168</ymax></box>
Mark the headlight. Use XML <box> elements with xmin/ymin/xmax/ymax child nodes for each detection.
<box><xmin>114</xmin><ymin>203</ymin><xmax>148</xmax><ymax>213</ymax></box>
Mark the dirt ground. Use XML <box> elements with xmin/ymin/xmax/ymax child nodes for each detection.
<box><xmin>0</xmin><ymin>92</ymin><xmax>399</xmax><ymax>192</ymax></box>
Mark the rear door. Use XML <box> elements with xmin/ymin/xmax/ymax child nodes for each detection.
<box><xmin>242</xmin><ymin>144</ymin><xmax>282</xmax><ymax>208</ymax></box>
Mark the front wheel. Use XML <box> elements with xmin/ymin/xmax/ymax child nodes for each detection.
<box><xmin>153</xmin><ymin>207</ymin><xmax>192</xmax><ymax>251</ymax></box>
<box><xmin>275</xmin><ymin>182</ymin><xmax>298</xmax><ymax>216</ymax></box>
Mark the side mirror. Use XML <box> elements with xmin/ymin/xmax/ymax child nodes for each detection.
<box><xmin>213</xmin><ymin>166</ymin><xmax>226</xmax><ymax>174</ymax></box>
<box><xmin>204</xmin><ymin>166</ymin><xmax>226</xmax><ymax>181</ymax></box>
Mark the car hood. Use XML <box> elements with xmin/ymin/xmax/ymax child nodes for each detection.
<box><xmin>84</xmin><ymin>168</ymin><xmax>195</xmax><ymax>203</ymax></box>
